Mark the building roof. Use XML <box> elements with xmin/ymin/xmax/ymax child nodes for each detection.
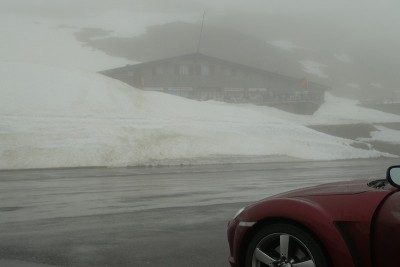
<box><xmin>100</xmin><ymin>53</ymin><xmax>329</xmax><ymax>91</ymax></box>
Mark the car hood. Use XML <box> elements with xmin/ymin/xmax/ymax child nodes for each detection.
<box><xmin>274</xmin><ymin>179</ymin><xmax>374</xmax><ymax>198</ymax></box>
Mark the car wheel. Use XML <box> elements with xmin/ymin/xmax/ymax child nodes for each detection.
<box><xmin>245</xmin><ymin>223</ymin><xmax>329</xmax><ymax>267</ymax></box>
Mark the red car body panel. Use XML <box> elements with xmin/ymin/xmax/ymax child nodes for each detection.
<box><xmin>372</xmin><ymin>190</ymin><xmax>400</xmax><ymax>267</ymax></box>
<box><xmin>228</xmin><ymin>180</ymin><xmax>395</xmax><ymax>267</ymax></box>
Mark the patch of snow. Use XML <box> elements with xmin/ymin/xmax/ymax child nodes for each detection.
<box><xmin>0</xmin><ymin>7</ymin><xmax>198</xmax><ymax>72</ymax></box>
<box><xmin>306</xmin><ymin>93</ymin><xmax>400</xmax><ymax>124</ymax></box>
<box><xmin>334</xmin><ymin>53</ymin><xmax>353</xmax><ymax>63</ymax></box>
<box><xmin>362</xmin><ymin>126</ymin><xmax>400</xmax><ymax>144</ymax></box>
<box><xmin>268</xmin><ymin>40</ymin><xmax>304</xmax><ymax>52</ymax></box>
<box><xmin>0</xmin><ymin>14</ymin><xmax>136</xmax><ymax>71</ymax></box>
<box><xmin>298</xmin><ymin>60</ymin><xmax>329</xmax><ymax>78</ymax></box>
<box><xmin>244</xmin><ymin>93</ymin><xmax>400</xmax><ymax>125</ymax></box>
<box><xmin>370</xmin><ymin>83</ymin><xmax>382</xmax><ymax>88</ymax></box>
<box><xmin>347</xmin><ymin>83</ymin><xmax>361</xmax><ymax>88</ymax></box>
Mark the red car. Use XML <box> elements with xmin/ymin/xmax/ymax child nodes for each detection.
<box><xmin>227</xmin><ymin>165</ymin><xmax>400</xmax><ymax>267</ymax></box>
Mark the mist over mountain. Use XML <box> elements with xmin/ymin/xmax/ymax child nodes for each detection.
<box><xmin>1</xmin><ymin>0</ymin><xmax>400</xmax><ymax>101</ymax></box>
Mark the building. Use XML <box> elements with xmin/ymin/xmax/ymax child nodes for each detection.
<box><xmin>100</xmin><ymin>53</ymin><xmax>328</xmax><ymax>114</ymax></box>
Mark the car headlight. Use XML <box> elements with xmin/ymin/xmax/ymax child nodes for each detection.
<box><xmin>233</xmin><ymin>207</ymin><xmax>245</xmax><ymax>219</ymax></box>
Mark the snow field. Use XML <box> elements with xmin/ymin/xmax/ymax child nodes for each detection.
<box><xmin>1</xmin><ymin>62</ymin><xmax>399</xmax><ymax>169</ymax></box>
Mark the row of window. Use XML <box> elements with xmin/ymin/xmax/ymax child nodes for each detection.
<box><xmin>152</xmin><ymin>64</ymin><xmax>241</xmax><ymax>77</ymax></box>
<box><xmin>164</xmin><ymin>89</ymin><xmax>321</xmax><ymax>103</ymax></box>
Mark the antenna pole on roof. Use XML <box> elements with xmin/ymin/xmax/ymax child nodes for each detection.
<box><xmin>196</xmin><ymin>11</ymin><xmax>206</xmax><ymax>54</ymax></box>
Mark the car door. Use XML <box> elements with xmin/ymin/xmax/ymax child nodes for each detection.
<box><xmin>372</xmin><ymin>189</ymin><xmax>400</xmax><ymax>267</ymax></box>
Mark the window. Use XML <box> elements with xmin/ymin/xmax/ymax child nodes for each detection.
<box><xmin>224</xmin><ymin>67</ymin><xmax>237</xmax><ymax>77</ymax></box>
<box><xmin>179</xmin><ymin>64</ymin><xmax>189</xmax><ymax>76</ymax></box>
<box><xmin>224</xmin><ymin>68</ymin><xmax>232</xmax><ymax>76</ymax></box>
<box><xmin>153</xmin><ymin>66</ymin><xmax>165</xmax><ymax>75</ymax></box>
<box><xmin>201</xmin><ymin>65</ymin><xmax>210</xmax><ymax>76</ymax></box>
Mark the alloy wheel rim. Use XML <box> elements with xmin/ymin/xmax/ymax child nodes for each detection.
<box><xmin>252</xmin><ymin>233</ymin><xmax>316</xmax><ymax>267</ymax></box>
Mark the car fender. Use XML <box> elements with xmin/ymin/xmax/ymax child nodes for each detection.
<box><xmin>237</xmin><ymin>197</ymin><xmax>353</xmax><ymax>267</ymax></box>
<box><xmin>237</xmin><ymin>191</ymin><xmax>389</xmax><ymax>267</ymax></box>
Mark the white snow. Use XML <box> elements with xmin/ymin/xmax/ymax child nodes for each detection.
<box><xmin>268</xmin><ymin>40</ymin><xmax>304</xmax><ymax>52</ymax></box>
<box><xmin>0</xmin><ymin>7</ymin><xmax>399</xmax><ymax>169</ymax></box>
<box><xmin>0</xmin><ymin>7</ymin><xmax>197</xmax><ymax>72</ymax></box>
<box><xmin>68</xmin><ymin>10</ymin><xmax>198</xmax><ymax>39</ymax></box>
<box><xmin>347</xmin><ymin>83</ymin><xmax>361</xmax><ymax>88</ymax></box>
<box><xmin>362</xmin><ymin>126</ymin><xmax>400</xmax><ymax>144</ymax></box>
<box><xmin>0</xmin><ymin>15</ymin><xmax>134</xmax><ymax>72</ymax></box>
<box><xmin>244</xmin><ymin>93</ymin><xmax>400</xmax><ymax>125</ymax></box>
<box><xmin>2</xmin><ymin>62</ymin><xmax>397</xmax><ymax>169</ymax></box>
<box><xmin>298</xmin><ymin>60</ymin><xmax>329</xmax><ymax>78</ymax></box>
<box><xmin>310</xmin><ymin>94</ymin><xmax>400</xmax><ymax>124</ymax></box>
<box><xmin>370</xmin><ymin>83</ymin><xmax>382</xmax><ymax>88</ymax></box>
<box><xmin>334</xmin><ymin>53</ymin><xmax>353</xmax><ymax>63</ymax></box>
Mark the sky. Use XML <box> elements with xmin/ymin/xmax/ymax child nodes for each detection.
<box><xmin>1</xmin><ymin>0</ymin><xmax>400</xmax><ymax>100</ymax></box>
<box><xmin>3</xmin><ymin>0</ymin><xmax>399</xmax><ymax>22</ymax></box>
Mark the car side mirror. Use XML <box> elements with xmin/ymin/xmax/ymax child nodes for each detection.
<box><xmin>387</xmin><ymin>166</ymin><xmax>400</xmax><ymax>188</ymax></box>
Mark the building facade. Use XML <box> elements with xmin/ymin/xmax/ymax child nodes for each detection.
<box><xmin>100</xmin><ymin>53</ymin><xmax>328</xmax><ymax>114</ymax></box>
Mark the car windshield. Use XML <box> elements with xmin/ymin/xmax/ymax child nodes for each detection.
<box><xmin>0</xmin><ymin>1</ymin><xmax>399</xmax><ymax>267</ymax></box>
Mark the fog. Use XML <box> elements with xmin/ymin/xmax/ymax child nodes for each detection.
<box><xmin>1</xmin><ymin>3</ymin><xmax>400</xmax><ymax>266</ymax></box>
<box><xmin>1</xmin><ymin>0</ymin><xmax>400</xmax><ymax>100</ymax></box>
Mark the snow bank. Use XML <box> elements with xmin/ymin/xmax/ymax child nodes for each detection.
<box><xmin>244</xmin><ymin>93</ymin><xmax>400</xmax><ymax>126</ymax></box>
<box><xmin>312</xmin><ymin>94</ymin><xmax>400</xmax><ymax>124</ymax></box>
<box><xmin>334</xmin><ymin>53</ymin><xmax>353</xmax><ymax>63</ymax></box>
<box><xmin>0</xmin><ymin>15</ymin><xmax>134</xmax><ymax>71</ymax></box>
<box><xmin>298</xmin><ymin>60</ymin><xmax>329</xmax><ymax>78</ymax></box>
<box><xmin>268</xmin><ymin>40</ymin><xmax>304</xmax><ymax>52</ymax></box>
<box><xmin>362</xmin><ymin>126</ymin><xmax>400</xmax><ymax>144</ymax></box>
<box><xmin>0</xmin><ymin>62</ymin><xmax>391</xmax><ymax>169</ymax></box>
<box><xmin>0</xmin><ymin>10</ymin><xmax>196</xmax><ymax>71</ymax></box>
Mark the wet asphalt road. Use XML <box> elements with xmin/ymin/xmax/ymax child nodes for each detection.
<box><xmin>0</xmin><ymin>158</ymin><xmax>398</xmax><ymax>267</ymax></box>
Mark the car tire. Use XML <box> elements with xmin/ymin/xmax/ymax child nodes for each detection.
<box><xmin>245</xmin><ymin>223</ymin><xmax>329</xmax><ymax>267</ymax></box>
